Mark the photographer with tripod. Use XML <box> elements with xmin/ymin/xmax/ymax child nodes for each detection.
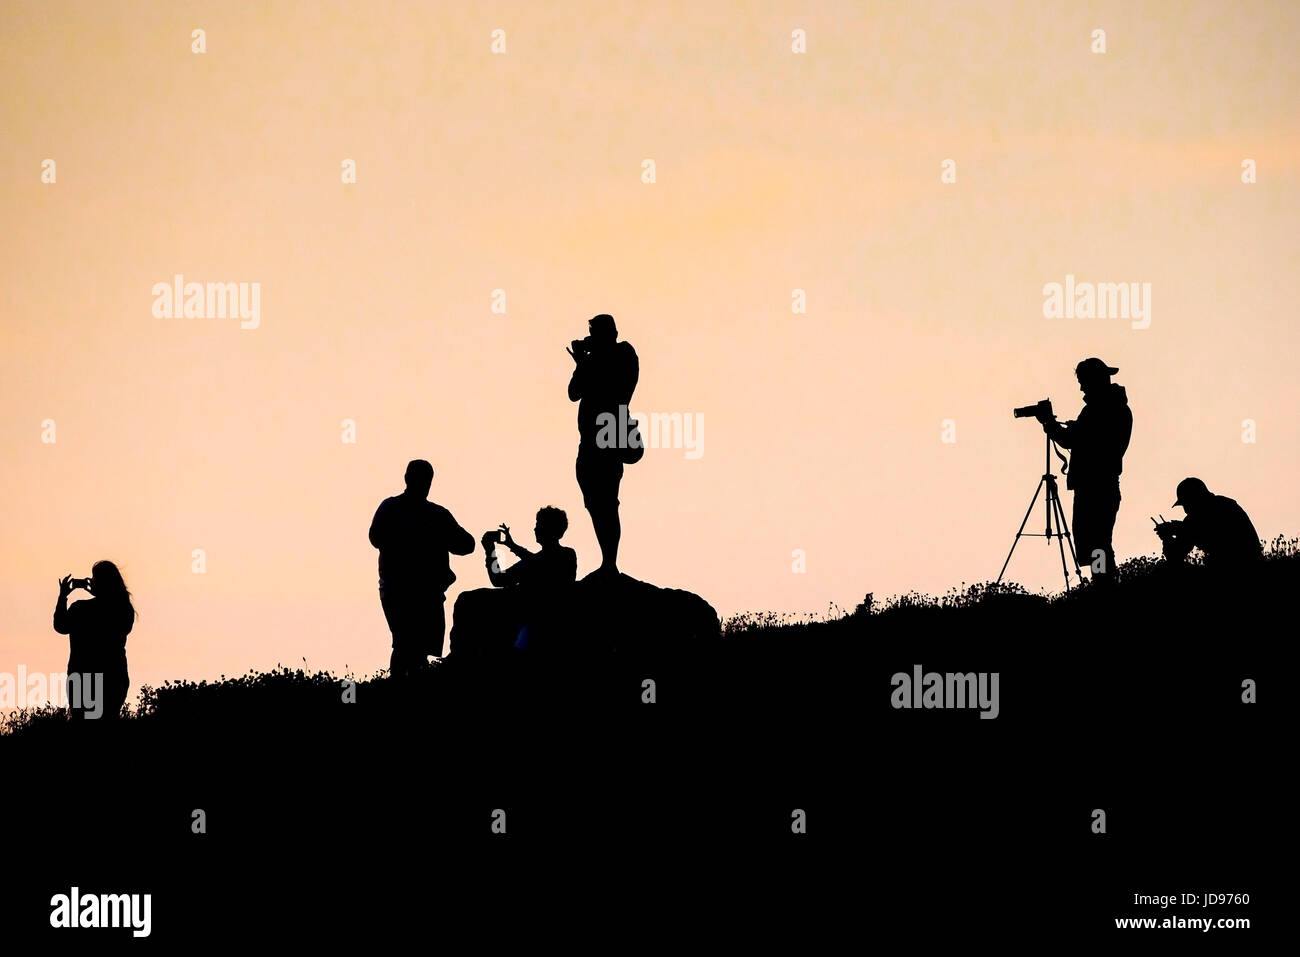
<box><xmin>1034</xmin><ymin>358</ymin><xmax>1133</xmax><ymax>582</ymax></box>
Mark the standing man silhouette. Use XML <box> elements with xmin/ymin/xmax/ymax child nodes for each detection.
<box><xmin>1039</xmin><ymin>358</ymin><xmax>1133</xmax><ymax>582</ymax></box>
<box><xmin>568</xmin><ymin>314</ymin><xmax>639</xmax><ymax>575</ymax></box>
<box><xmin>369</xmin><ymin>459</ymin><xmax>475</xmax><ymax>675</ymax></box>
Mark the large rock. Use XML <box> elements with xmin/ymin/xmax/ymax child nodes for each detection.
<box><xmin>447</xmin><ymin>572</ymin><xmax>719</xmax><ymax>662</ymax></box>
<box><xmin>571</xmin><ymin>571</ymin><xmax>721</xmax><ymax>656</ymax></box>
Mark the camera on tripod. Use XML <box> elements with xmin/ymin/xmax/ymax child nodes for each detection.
<box><xmin>1013</xmin><ymin>398</ymin><xmax>1053</xmax><ymax>420</ymax></box>
<box><xmin>996</xmin><ymin>396</ymin><xmax>1082</xmax><ymax>590</ymax></box>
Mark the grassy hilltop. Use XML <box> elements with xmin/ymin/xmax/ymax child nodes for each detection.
<box><xmin>5</xmin><ymin>539</ymin><xmax>1293</xmax><ymax>742</ymax></box>
<box><xmin>1</xmin><ymin>543</ymin><xmax>1287</xmax><ymax>938</ymax></box>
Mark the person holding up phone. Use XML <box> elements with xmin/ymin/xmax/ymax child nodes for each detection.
<box><xmin>481</xmin><ymin>507</ymin><xmax>577</xmax><ymax>590</ymax></box>
<box><xmin>52</xmin><ymin>561</ymin><xmax>136</xmax><ymax>720</ymax></box>
<box><xmin>445</xmin><ymin>507</ymin><xmax>578</xmax><ymax>660</ymax></box>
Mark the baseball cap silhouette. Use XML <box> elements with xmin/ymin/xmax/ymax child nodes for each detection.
<box><xmin>1173</xmin><ymin>477</ymin><xmax>1210</xmax><ymax>508</ymax></box>
<box><xmin>1075</xmin><ymin>357</ymin><xmax>1119</xmax><ymax>378</ymax></box>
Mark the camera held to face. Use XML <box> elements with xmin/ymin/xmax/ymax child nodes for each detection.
<box><xmin>1013</xmin><ymin>398</ymin><xmax>1053</xmax><ymax>421</ymax></box>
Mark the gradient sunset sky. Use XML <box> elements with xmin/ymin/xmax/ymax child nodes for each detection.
<box><xmin>3</xmin><ymin>0</ymin><xmax>1299</xmax><ymax>704</ymax></box>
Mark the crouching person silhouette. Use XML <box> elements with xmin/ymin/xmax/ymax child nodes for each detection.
<box><xmin>447</xmin><ymin>507</ymin><xmax>577</xmax><ymax>661</ymax></box>
<box><xmin>52</xmin><ymin>561</ymin><xmax>135</xmax><ymax>720</ymax></box>
<box><xmin>369</xmin><ymin>460</ymin><xmax>475</xmax><ymax>676</ymax></box>
<box><xmin>1155</xmin><ymin>477</ymin><xmax>1263</xmax><ymax>573</ymax></box>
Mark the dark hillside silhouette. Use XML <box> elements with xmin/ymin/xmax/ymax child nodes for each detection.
<box><xmin>4</xmin><ymin>542</ymin><xmax>1288</xmax><ymax>938</ymax></box>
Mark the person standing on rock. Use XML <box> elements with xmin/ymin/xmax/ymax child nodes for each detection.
<box><xmin>369</xmin><ymin>459</ymin><xmax>475</xmax><ymax>676</ymax></box>
<box><xmin>567</xmin><ymin>314</ymin><xmax>640</xmax><ymax>576</ymax></box>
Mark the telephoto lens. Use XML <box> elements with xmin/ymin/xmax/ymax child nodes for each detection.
<box><xmin>1013</xmin><ymin>399</ymin><xmax>1052</xmax><ymax>419</ymax></box>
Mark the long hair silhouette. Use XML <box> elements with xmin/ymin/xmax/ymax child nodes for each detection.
<box><xmin>91</xmin><ymin>560</ymin><xmax>137</xmax><ymax>619</ymax></box>
<box><xmin>52</xmin><ymin>559</ymin><xmax>137</xmax><ymax>720</ymax></box>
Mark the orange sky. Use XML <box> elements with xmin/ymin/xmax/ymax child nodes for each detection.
<box><xmin>3</xmin><ymin>0</ymin><xmax>1299</xmax><ymax>704</ymax></box>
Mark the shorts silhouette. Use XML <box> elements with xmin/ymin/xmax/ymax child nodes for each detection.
<box><xmin>576</xmin><ymin>443</ymin><xmax>623</xmax><ymax>510</ymax></box>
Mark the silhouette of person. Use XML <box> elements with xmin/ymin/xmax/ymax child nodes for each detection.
<box><xmin>369</xmin><ymin>459</ymin><xmax>475</xmax><ymax>676</ymax></box>
<box><xmin>568</xmin><ymin>314</ymin><xmax>639</xmax><ymax>575</ymax></box>
<box><xmin>1039</xmin><ymin>358</ymin><xmax>1132</xmax><ymax>581</ymax></box>
<box><xmin>482</xmin><ymin>506</ymin><xmax>578</xmax><ymax>651</ymax></box>
<box><xmin>1156</xmin><ymin>477</ymin><xmax>1263</xmax><ymax>569</ymax></box>
<box><xmin>52</xmin><ymin>561</ymin><xmax>135</xmax><ymax>720</ymax></box>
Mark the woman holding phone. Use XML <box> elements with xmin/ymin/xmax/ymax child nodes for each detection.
<box><xmin>52</xmin><ymin>561</ymin><xmax>136</xmax><ymax>720</ymax></box>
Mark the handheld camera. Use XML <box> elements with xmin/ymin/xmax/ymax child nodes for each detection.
<box><xmin>1013</xmin><ymin>399</ymin><xmax>1053</xmax><ymax>420</ymax></box>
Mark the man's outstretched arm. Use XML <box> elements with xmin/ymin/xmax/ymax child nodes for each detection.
<box><xmin>505</xmin><ymin>542</ymin><xmax>536</xmax><ymax>562</ymax></box>
<box><xmin>1042</xmin><ymin>416</ymin><xmax>1076</xmax><ymax>448</ymax></box>
<box><xmin>447</xmin><ymin>514</ymin><xmax>476</xmax><ymax>556</ymax></box>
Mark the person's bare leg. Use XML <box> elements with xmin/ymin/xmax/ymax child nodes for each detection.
<box><xmin>590</xmin><ymin>500</ymin><xmax>620</xmax><ymax>574</ymax></box>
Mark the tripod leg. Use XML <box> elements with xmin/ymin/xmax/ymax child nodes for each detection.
<box><xmin>1044</xmin><ymin>477</ymin><xmax>1054</xmax><ymax>540</ymax></box>
<box><xmin>1048</xmin><ymin>485</ymin><xmax>1073</xmax><ymax>589</ymax></box>
<box><xmin>1051</xmin><ymin>484</ymin><xmax>1083</xmax><ymax>578</ymax></box>
<box><xmin>997</xmin><ymin>478</ymin><xmax>1046</xmax><ymax>583</ymax></box>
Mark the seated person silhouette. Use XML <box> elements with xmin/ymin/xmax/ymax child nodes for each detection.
<box><xmin>483</xmin><ymin>507</ymin><xmax>578</xmax><ymax>593</ymax></box>
<box><xmin>369</xmin><ymin>459</ymin><xmax>475</xmax><ymax>676</ymax></box>
<box><xmin>1155</xmin><ymin>477</ymin><xmax>1263</xmax><ymax>570</ymax></box>
<box><xmin>52</xmin><ymin>561</ymin><xmax>136</xmax><ymax>720</ymax></box>
<box><xmin>448</xmin><ymin>507</ymin><xmax>577</xmax><ymax>660</ymax></box>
